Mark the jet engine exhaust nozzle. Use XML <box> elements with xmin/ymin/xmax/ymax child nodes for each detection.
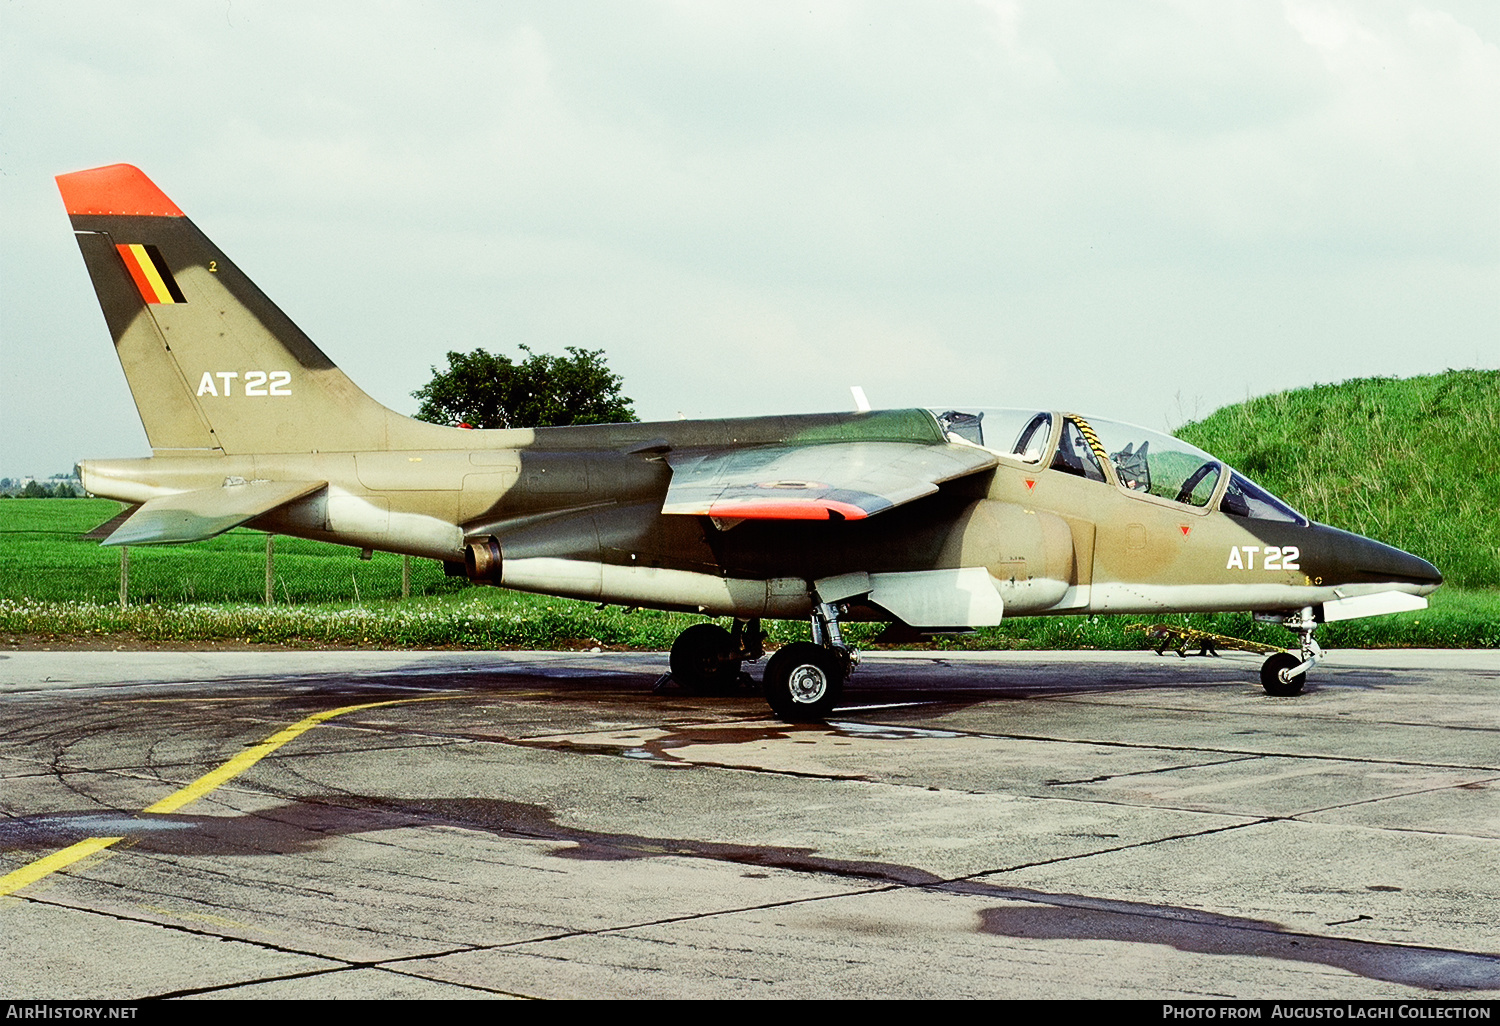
<box><xmin>465</xmin><ymin>537</ymin><xmax>503</xmax><ymax>583</ymax></box>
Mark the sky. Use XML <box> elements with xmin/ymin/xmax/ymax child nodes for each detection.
<box><xmin>2</xmin><ymin>0</ymin><xmax>1496</xmax><ymax>476</ymax></box>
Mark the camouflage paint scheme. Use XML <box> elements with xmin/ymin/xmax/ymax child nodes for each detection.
<box><xmin>56</xmin><ymin>165</ymin><xmax>1441</xmax><ymax>716</ymax></box>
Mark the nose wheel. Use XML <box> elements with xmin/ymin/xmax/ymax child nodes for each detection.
<box><xmin>1260</xmin><ymin>652</ymin><xmax>1306</xmax><ymax>696</ymax></box>
<box><xmin>1260</xmin><ymin>606</ymin><xmax>1322</xmax><ymax>696</ymax></box>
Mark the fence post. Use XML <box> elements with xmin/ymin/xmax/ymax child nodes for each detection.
<box><xmin>119</xmin><ymin>546</ymin><xmax>129</xmax><ymax>609</ymax></box>
<box><xmin>402</xmin><ymin>554</ymin><xmax>411</xmax><ymax>600</ymax></box>
<box><xmin>265</xmin><ymin>533</ymin><xmax>275</xmax><ymax>605</ymax></box>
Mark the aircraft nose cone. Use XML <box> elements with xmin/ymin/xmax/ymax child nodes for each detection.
<box><xmin>1311</xmin><ymin>524</ymin><xmax>1442</xmax><ymax>593</ymax></box>
<box><xmin>1405</xmin><ymin>552</ymin><xmax>1442</xmax><ymax>588</ymax></box>
<box><xmin>1355</xmin><ymin>535</ymin><xmax>1443</xmax><ymax>590</ymax></box>
<box><xmin>1401</xmin><ymin>551</ymin><xmax>1443</xmax><ymax>590</ymax></box>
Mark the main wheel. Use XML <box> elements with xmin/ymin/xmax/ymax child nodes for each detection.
<box><xmin>763</xmin><ymin>642</ymin><xmax>844</xmax><ymax>721</ymax></box>
<box><xmin>1261</xmin><ymin>652</ymin><xmax>1306</xmax><ymax>696</ymax></box>
<box><xmin>670</xmin><ymin>623</ymin><xmax>741</xmax><ymax>693</ymax></box>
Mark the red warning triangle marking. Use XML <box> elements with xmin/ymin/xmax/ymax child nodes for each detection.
<box><xmin>1024</xmin><ymin>479</ymin><xmax>1036</xmax><ymax>490</ymax></box>
<box><xmin>1179</xmin><ymin>524</ymin><xmax>1191</xmax><ymax>536</ymax></box>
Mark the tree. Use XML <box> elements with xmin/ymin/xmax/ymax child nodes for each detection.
<box><xmin>23</xmin><ymin>480</ymin><xmax>77</xmax><ymax>498</ymax></box>
<box><xmin>411</xmin><ymin>345</ymin><xmax>638</xmax><ymax>429</ymax></box>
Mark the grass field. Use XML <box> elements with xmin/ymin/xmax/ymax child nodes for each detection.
<box><xmin>1</xmin><ymin>498</ymin><xmax>1494</xmax><ymax>651</ymax></box>
<box><xmin>0</xmin><ymin>498</ymin><xmax>466</xmax><ymax>605</ymax></box>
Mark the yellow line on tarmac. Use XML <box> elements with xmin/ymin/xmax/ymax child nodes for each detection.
<box><xmin>0</xmin><ymin>695</ymin><xmax>457</xmax><ymax>898</ymax></box>
<box><xmin>0</xmin><ymin>837</ymin><xmax>126</xmax><ymax>898</ymax></box>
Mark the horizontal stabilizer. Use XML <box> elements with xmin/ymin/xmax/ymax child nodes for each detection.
<box><xmin>662</xmin><ymin>441</ymin><xmax>996</xmax><ymax>521</ymax></box>
<box><xmin>83</xmin><ymin>503</ymin><xmax>142</xmax><ymax>540</ymax></box>
<box><xmin>102</xmin><ymin>480</ymin><xmax>325</xmax><ymax>546</ymax></box>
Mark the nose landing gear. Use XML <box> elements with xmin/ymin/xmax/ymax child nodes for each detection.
<box><xmin>1260</xmin><ymin>606</ymin><xmax>1322</xmax><ymax>696</ymax></box>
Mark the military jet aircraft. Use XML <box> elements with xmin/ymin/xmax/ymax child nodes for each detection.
<box><xmin>56</xmin><ymin>164</ymin><xmax>1442</xmax><ymax>720</ymax></box>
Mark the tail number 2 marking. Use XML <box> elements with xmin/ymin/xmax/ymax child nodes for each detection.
<box><xmin>197</xmin><ymin>371</ymin><xmax>292</xmax><ymax>397</ymax></box>
<box><xmin>1226</xmin><ymin>546</ymin><xmax>1299</xmax><ymax>571</ymax></box>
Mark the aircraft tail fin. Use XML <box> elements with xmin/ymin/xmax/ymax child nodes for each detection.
<box><xmin>56</xmin><ymin>164</ymin><xmax>451</xmax><ymax>455</ymax></box>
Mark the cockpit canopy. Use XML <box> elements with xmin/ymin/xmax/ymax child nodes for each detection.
<box><xmin>932</xmin><ymin>408</ymin><xmax>1306</xmax><ymax>525</ymax></box>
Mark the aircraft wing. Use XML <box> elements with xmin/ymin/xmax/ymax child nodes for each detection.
<box><xmin>661</xmin><ymin>441</ymin><xmax>997</xmax><ymax>521</ymax></box>
<box><xmin>100</xmin><ymin>480</ymin><xmax>326</xmax><ymax>546</ymax></box>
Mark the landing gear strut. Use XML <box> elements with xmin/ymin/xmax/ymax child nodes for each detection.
<box><xmin>1260</xmin><ymin>606</ymin><xmax>1322</xmax><ymax>696</ymax></box>
<box><xmin>763</xmin><ymin>600</ymin><xmax>858</xmax><ymax>721</ymax></box>
<box><xmin>669</xmin><ymin>618</ymin><xmax>764</xmax><ymax>693</ymax></box>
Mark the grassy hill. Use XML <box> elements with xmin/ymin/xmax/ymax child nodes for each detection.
<box><xmin>1175</xmin><ymin>369</ymin><xmax>1500</xmax><ymax>589</ymax></box>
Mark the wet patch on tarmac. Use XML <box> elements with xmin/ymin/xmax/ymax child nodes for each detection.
<box><xmin>827</xmin><ymin>721</ymin><xmax>964</xmax><ymax>741</ymax></box>
<box><xmin>511</xmin><ymin>724</ymin><xmax>803</xmax><ymax>768</ymax></box>
<box><xmin>974</xmin><ymin>899</ymin><xmax>1500</xmax><ymax>991</ymax></box>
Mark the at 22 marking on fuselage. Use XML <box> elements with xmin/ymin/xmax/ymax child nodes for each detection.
<box><xmin>1226</xmin><ymin>546</ymin><xmax>1299</xmax><ymax>571</ymax></box>
<box><xmin>195</xmin><ymin>371</ymin><xmax>292</xmax><ymax>397</ymax></box>
<box><xmin>54</xmin><ymin>163</ymin><xmax>1442</xmax><ymax>720</ymax></box>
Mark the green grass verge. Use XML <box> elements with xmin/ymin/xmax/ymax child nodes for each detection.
<box><xmin>1</xmin><ymin>584</ymin><xmax>1494</xmax><ymax>652</ymax></box>
<box><xmin>0</xmin><ymin>582</ymin><xmax>1488</xmax><ymax>654</ymax></box>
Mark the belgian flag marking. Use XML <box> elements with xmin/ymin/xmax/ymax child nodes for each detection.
<box><xmin>116</xmin><ymin>243</ymin><xmax>186</xmax><ymax>304</ymax></box>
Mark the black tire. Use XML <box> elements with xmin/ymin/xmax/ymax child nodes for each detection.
<box><xmin>670</xmin><ymin>623</ymin><xmax>740</xmax><ymax>693</ymax></box>
<box><xmin>763</xmin><ymin>642</ymin><xmax>844</xmax><ymax>721</ymax></box>
<box><xmin>1261</xmin><ymin>652</ymin><xmax>1306</xmax><ymax>696</ymax></box>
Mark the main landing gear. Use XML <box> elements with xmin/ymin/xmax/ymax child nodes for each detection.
<box><xmin>668</xmin><ymin>618</ymin><xmax>765</xmax><ymax>693</ymax></box>
<box><xmin>1260</xmin><ymin>606</ymin><xmax>1323</xmax><ymax>697</ymax></box>
<box><xmin>762</xmin><ymin>600</ymin><xmax>858</xmax><ymax>722</ymax></box>
<box><xmin>666</xmin><ymin>599</ymin><xmax>859</xmax><ymax>721</ymax></box>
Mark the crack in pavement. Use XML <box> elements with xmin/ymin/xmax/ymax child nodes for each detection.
<box><xmin>148</xmin><ymin>962</ymin><xmax>537</xmax><ymax>1000</ymax></box>
<box><xmin>1045</xmin><ymin>754</ymin><xmax>1264</xmax><ymax>786</ymax></box>
<box><xmin>1272</xmin><ymin>774</ymin><xmax>1500</xmax><ymax>827</ymax></box>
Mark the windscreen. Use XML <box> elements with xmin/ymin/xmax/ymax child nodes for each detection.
<box><xmin>1221</xmin><ymin>471</ymin><xmax>1307</xmax><ymax>524</ymax></box>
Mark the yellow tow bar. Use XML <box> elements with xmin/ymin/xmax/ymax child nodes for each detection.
<box><xmin>1127</xmin><ymin>623</ymin><xmax>1285</xmax><ymax>658</ymax></box>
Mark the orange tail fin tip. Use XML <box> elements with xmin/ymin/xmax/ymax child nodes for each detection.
<box><xmin>55</xmin><ymin>163</ymin><xmax>184</xmax><ymax>218</ymax></box>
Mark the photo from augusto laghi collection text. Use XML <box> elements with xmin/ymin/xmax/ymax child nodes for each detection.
<box><xmin>1162</xmin><ymin>1005</ymin><xmax>1493</xmax><ymax>1020</ymax></box>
